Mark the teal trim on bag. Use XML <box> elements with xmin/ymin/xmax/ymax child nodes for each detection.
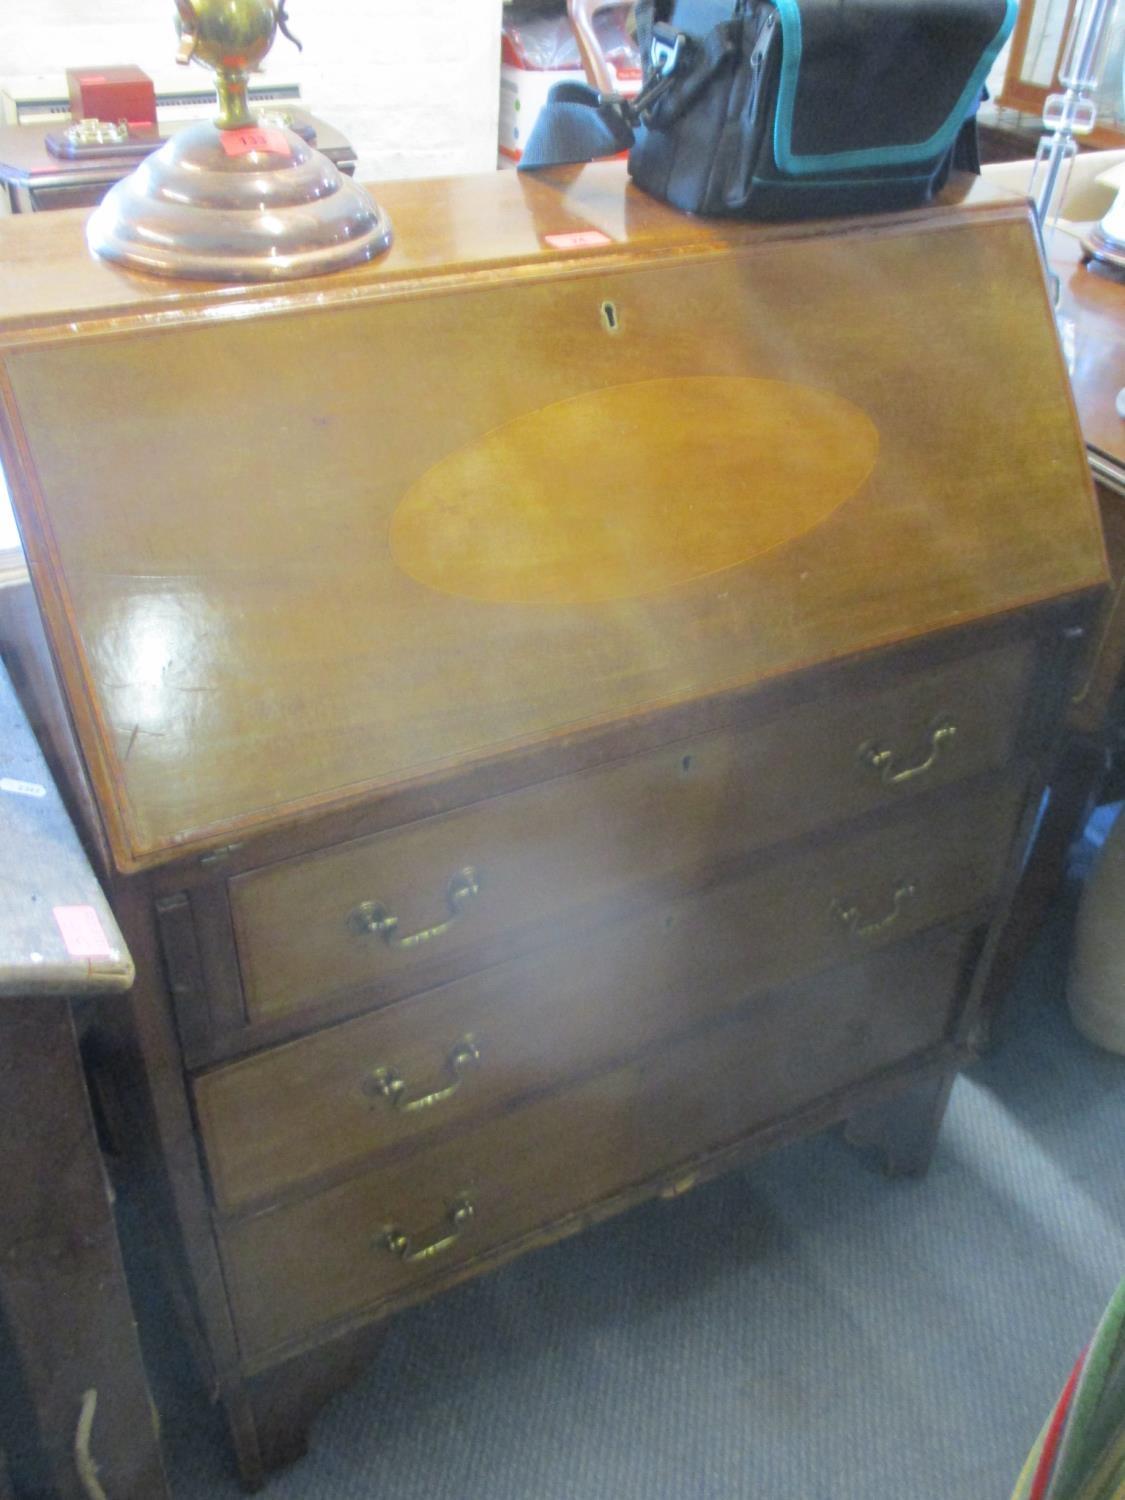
<box><xmin>751</xmin><ymin>169</ymin><xmax>934</xmax><ymax>188</ymax></box>
<box><xmin>770</xmin><ymin>0</ymin><xmax>1017</xmax><ymax>176</ymax></box>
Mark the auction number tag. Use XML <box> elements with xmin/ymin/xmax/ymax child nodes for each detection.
<box><xmin>53</xmin><ymin>905</ymin><xmax>115</xmax><ymax>960</ymax></box>
<box><xmin>220</xmin><ymin>127</ymin><xmax>293</xmax><ymax>159</ymax></box>
<box><xmin>543</xmin><ymin>231</ymin><xmax>614</xmax><ymax>250</ymax></box>
<box><xmin>0</xmin><ymin>776</ymin><xmax>46</xmax><ymax>798</ymax></box>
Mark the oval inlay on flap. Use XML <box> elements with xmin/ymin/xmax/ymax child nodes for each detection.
<box><xmin>390</xmin><ymin>376</ymin><xmax>879</xmax><ymax>605</ymax></box>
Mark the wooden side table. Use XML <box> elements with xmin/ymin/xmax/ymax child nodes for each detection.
<box><xmin>0</xmin><ymin>657</ymin><xmax>169</xmax><ymax>1499</ymax></box>
<box><xmin>987</xmin><ymin>236</ymin><xmax>1125</xmax><ymax>1009</ymax></box>
<box><xmin>1061</xmin><ymin>241</ymin><xmax>1125</xmax><ymax>739</ymax></box>
<box><xmin>0</xmin><ymin>110</ymin><xmax>357</xmax><ymax>216</ymax></box>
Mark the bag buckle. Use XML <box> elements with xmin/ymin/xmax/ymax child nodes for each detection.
<box><xmin>650</xmin><ymin>23</ymin><xmax>686</xmax><ymax>79</ymax></box>
<box><xmin>621</xmin><ymin>23</ymin><xmax>688</xmax><ymax>123</ymax></box>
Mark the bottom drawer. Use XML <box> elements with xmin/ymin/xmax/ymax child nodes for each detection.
<box><xmin>219</xmin><ymin>922</ymin><xmax>975</xmax><ymax>1361</ymax></box>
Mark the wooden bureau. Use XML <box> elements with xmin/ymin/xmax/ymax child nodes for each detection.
<box><xmin>0</xmin><ymin>163</ymin><xmax>1108</xmax><ymax>1488</ymax></box>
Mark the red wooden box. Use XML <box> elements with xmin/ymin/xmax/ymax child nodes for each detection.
<box><xmin>66</xmin><ymin>66</ymin><xmax>156</xmax><ymax>127</ymax></box>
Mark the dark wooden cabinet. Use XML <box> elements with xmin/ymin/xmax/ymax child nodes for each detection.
<box><xmin>0</xmin><ymin>164</ymin><xmax>1107</xmax><ymax>1488</ymax></box>
<box><xmin>0</xmin><ymin>658</ymin><xmax>169</xmax><ymax>1500</ymax></box>
<box><xmin>980</xmin><ymin>236</ymin><xmax>1125</xmax><ymax>1009</ymax></box>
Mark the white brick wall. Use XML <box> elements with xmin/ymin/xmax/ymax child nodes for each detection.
<box><xmin>0</xmin><ymin>0</ymin><xmax>504</xmax><ymax>181</ymax></box>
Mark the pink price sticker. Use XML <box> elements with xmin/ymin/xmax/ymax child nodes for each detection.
<box><xmin>53</xmin><ymin>905</ymin><xmax>115</xmax><ymax>960</ymax></box>
<box><xmin>543</xmin><ymin>231</ymin><xmax>614</xmax><ymax>250</ymax></box>
<box><xmin>220</xmin><ymin>126</ymin><xmax>292</xmax><ymax>159</ymax></box>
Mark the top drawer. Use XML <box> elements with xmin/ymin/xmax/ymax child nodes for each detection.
<box><xmin>228</xmin><ymin>636</ymin><xmax>1034</xmax><ymax>1024</ymax></box>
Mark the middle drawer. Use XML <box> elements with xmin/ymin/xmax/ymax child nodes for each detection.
<box><xmin>226</xmin><ymin>635</ymin><xmax>1033</xmax><ymax>1027</ymax></box>
<box><xmin>196</xmin><ymin>772</ymin><xmax>1024</xmax><ymax>1214</ymax></box>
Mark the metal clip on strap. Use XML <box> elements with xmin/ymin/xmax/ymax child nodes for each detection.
<box><xmin>651</xmin><ymin>22</ymin><xmax>687</xmax><ymax>78</ymax></box>
<box><xmin>620</xmin><ymin>24</ymin><xmax>689</xmax><ymax>125</ymax></box>
<box><xmin>631</xmin><ymin>21</ymin><xmax>741</xmax><ymax>129</ymax></box>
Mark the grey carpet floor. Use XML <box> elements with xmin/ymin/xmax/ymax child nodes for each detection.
<box><xmin>154</xmin><ymin>875</ymin><xmax>1125</xmax><ymax>1500</ymax></box>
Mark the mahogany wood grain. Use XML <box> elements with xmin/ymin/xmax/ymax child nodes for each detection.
<box><xmin>224</xmin><ymin>1041</ymin><xmax>973</xmax><ymax>1410</ymax></box>
<box><xmin>0</xmin><ymin>175</ymin><xmax>1103</xmax><ymax>874</ymax></box>
<box><xmin>197</xmin><ymin>772</ymin><xmax>1024</xmax><ymax>1214</ymax></box>
<box><xmin>0</xmin><ymin>656</ymin><xmax>167</xmax><ymax>1497</ymax></box>
<box><xmin>1057</xmin><ymin>240</ymin><xmax>1125</xmax><ymax>474</ymax></box>
<box><xmin>129</xmin><ymin>609</ymin><xmax>1066</xmax><ymax>904</ymax></box>
<box><xmin>1046</xmin><ymin>240</ymin><xmax>1125</xmax><ymax>736</ymax></box>
<box><xmin>1069</xmin><ymin>477</ymin><xmax>1125</xmax><ymax>735</ymax></box>
<box><xmin>0</xmin><ymin>1001</ymin><xmax>170</xmax><ymax>1500</ymax></box>
<box><xmin>240</xmin><ymin>1325</ymin><xmax>389</xmax><ymax>1480</ymax></box>
<box><xmin>91</xmin><ymin>877</ymin><xmax>249</xmax><ymax>1435</ymax></box>
<box><xmin>977</xmin><ymin>238</ymin><xmax>1125</xmax><ymax>1024</ymax></box>
<box><xmin>226</xmin><ymin>636</ymin><xmax>1033</xmax><ymax>1026</ymax></box>
<box><xmin>0</xmin><ymin>165</ymin><xmax>1105</xmax><ymax>1488</ymax></box>
<box><xmin>154</xmin><ymin>620</ymin><xmax>1052</xmax><ymax>1072</ymax></box>
<box><xmin>0</xmin><ymin>168</ymin><xmax>1043</xmax><ymax>336</ymax></box>
<box><xmin>218</xmin><ymin>922</ymin><xmax>972</xmax><ymax>1362</ymax></box>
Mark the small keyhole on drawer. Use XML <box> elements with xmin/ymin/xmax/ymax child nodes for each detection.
<box><xmin>680</xmin><ymin>754</ymin><xmax>694</xmax><ymax>775</ymax></box>
<box><xmin>601</xmin><ymin>300</ymin><xmax>619</xmax><ymax>332</ymax></box>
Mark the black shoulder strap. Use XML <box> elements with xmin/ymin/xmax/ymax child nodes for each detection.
<box><xmin>519</xmin><ymin>20</ymin><xmax>712</xmax><ymax>171</ymax></box>
<box><xmin>518</xmin><ymin>83</ymin><xmax>637</xmax><ymax>171</ymax></box>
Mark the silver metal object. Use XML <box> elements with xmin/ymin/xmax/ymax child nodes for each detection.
<box><xmin>1030</xmin><ymin>0</ymin><xmax>1117</xmax><ymax>272</ymax></box>
<box><xmin>86</xmin><ymin>121</ymin><xmax>391</xmax><ymax>281</ymax></box>
<box><xmin>67</xmin><ymin>118</ymin><xmax>130</xmax><ymax>147</ymax></box>
<box><xmin>86</xmin><ymin>0</ymin><xmax>392</xmax><ymax>282</ymax></box>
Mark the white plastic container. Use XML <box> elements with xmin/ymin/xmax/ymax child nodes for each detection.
<box><xmin>1068</xmin><ymin>803</ymin><xmax>1125</xmax><ymax>1053</ymax></box>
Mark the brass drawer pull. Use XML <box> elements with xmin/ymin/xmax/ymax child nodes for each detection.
<box><xmin>832</xmin><ymin>881</ymin><xmax>917</xmax><ymax>939</ymax></box>
<box><xmin>378</xmin><ymin>1194</ymin><xmax>475</xmax><ymax>1264</ymax></box>
<box><xmin>348</xmin><ymin>866</ymin><xmax>481</xmax><ymax>950</ymax></box>
<box><xmin>857</xmin><ymin>719</ymin><xmax>957</xmax><ymax>786</ymax></box>
<box><xmin>365</xmin><ymin>1035</ymin><xmax>481</xmax><ymax>1113</ymax></box>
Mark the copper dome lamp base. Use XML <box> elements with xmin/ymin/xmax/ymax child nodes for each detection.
<box><xmin>86</xmin><ymin>0</ymin><xmax>392</xmax><ymax>282</ymax></box>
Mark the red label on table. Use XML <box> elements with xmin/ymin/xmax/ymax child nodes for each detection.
<box><xmin>543</xmin><ymin>231</ymin><xmax>614</xmax><ymax>250</ymax></box>
<box><xmin>220</xmin><ymin>127</ymin><xmax>292</xmax><ymax>159</ymax></box>
<box><xmin>53</xmin><ymin>905</ymin><xmax>114</xmax><ymax>960</ymax></box>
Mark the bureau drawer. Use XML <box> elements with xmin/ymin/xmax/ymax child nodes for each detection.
<box><xmin>199</xmin><ymin>772</ymin><xmax>1024</xmax><ymax>1213</ymax></box>
<box><xmin>218</xmin><ymin>922</ymin><xmax>972</xmax><ymax>1361</ymax></box>
<box><xmin>227</xmin><ymin>637</ymin><xmax>1033</xmax><ymax>1025</ymax></box>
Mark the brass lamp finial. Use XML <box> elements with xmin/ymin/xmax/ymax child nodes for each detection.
<box><xmin>173</xmin><ymin>0</ymin><xmax>299</xmax><ymax>130</ymax></box>
<box><xmin>85</xmin><ymin>0</ymin><xmax>393</xmax><ymax>281</ymax></box>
